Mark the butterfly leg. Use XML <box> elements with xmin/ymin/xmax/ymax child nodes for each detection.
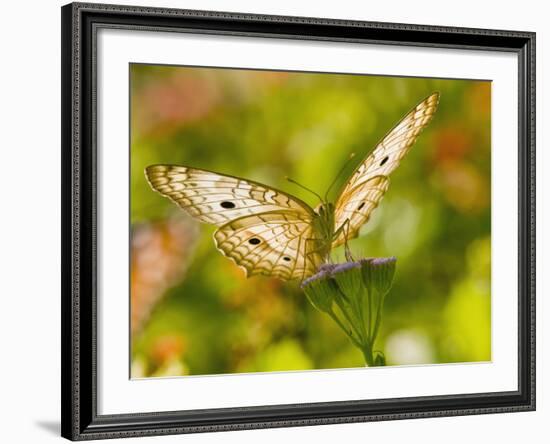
<box><xmin>332</xmin><ymin>219</ymin><xmax>354</xmax><ymax>262</ymax></box>
<box><xmin>340</xmin><ymin>220</ymin><xmax>354</xmax><ymax>262</ymax></box>
<box><xmin>344</xmin><ymin>222</ymin><xmax>355</xmax><ymax>262</ymax></box>
<box><xmin>305</xmin><ymin>237</ymin><xmax>330</xmax><ymax>270</ymax></box>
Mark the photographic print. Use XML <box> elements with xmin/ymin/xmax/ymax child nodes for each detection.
<box><xmin>61</xmin><ymin>5</ymin><xmax>535</xmax><ymax>438</ymax></box>
<box><xmin>130</xmin><ymin>65</ymin><xmax>491</xmax><ymax>378</ymax></box>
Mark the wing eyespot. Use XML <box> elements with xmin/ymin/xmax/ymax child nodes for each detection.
<box><xmin>248</xmin><ymin>238</ymin><xmax>261</xmax><ymax>245</ymax></box>
<box><xmin>357</xmin><ymin>202</ymin><xmax>366</xmax><ymax>210</ymax></box>
<box><xmin>220</xmin><ymin>201</ymin><xmax>236</xmax><ymax>209</ymax></box>
<box><xmin>379</xmin><ymin>156</ymin><xmax>389</xmax><ymax>166</ymax></box>
<box><xmin>283</xmin><ymin>256</ymin><xmax>291</xmax><ymax>262</ymax></box>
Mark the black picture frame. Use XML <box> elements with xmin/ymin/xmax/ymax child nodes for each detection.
<box><xmin>61</xmin><ymin>2</ymin><xmax>536</xmax><ymax>440</ymax></box>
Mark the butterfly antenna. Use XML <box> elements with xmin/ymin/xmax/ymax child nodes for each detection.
<box><xmin>324</xmin><ymin>152</ymin><xmax>356</xmax><ymax>201</ymax></box>
<box><xmin>285</xmin><ymin>177</ymin><xmax>324</xmax><ymax>202</ymax></box>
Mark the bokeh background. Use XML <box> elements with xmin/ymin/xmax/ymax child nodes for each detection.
<box><xmin>130</xmin><ymin>64</ymin><xmax>491</xmax><ymax>378</ymax></box>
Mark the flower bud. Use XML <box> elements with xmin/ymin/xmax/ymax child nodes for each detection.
<box><xmin>361</xmin><ymin>257</ymin><xmax>397</xmax><ymax>296</ymax></box>
<box><xmin>301</xmin><ymin>266</ymin><xmax>338</xmax><ymax>313</ymax></box>
<box><xmin>331</xmin><ymin>262</ymin><xmax>363</xmax><ymax>300</ymax></box>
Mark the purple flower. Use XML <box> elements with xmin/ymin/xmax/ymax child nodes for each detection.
<box><xmin>370</xmin><ymin>257</ymin><xmax>397</xmax><ymax>267</ymax></box>
<box><xmin>301</xmin><ymin>265</ymin><xmax>334</xmax><ymax>289</ymax></box>
<box><xmin>331</xmin><ymin>261</ymin><xmax>361</xmax><ymax>276</ymax></box>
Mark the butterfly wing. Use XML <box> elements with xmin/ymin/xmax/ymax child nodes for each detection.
<box><xmin>333</xmin><ymin>92</ymin><xmax>440</xmax><ymax>246</ymax></box>
<box><xmin>145</xmin><ymin>165</ymin><xmax>315</xmax><ymax>225</ymax></box>
<box><xmin>145</xmin><ymin>165</ymin><xmax>320</xmax><ymax>280</ymax></box>
<box><xmin>214</xmin><ymin>210</ymin><xmax>321</xmax><ymax>280</ymax></box>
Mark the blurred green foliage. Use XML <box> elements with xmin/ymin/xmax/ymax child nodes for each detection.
<box><xmin>130</xmin><ymin>64</ymin><xmax>491</xmax><ymax>377</ymax></box>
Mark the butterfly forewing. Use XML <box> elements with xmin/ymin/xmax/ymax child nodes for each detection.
<box><xmin>333</xmin><ymin>92</ymin><xmax>439</xmax><ymax>246</ymax></box>
<box><xmin>146</xmin><ymin>165</ymin><xmax>314</xmax><ymax>226</ymax></box>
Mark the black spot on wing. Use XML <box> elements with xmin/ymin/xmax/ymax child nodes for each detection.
<box><xmin>220</xmin><ymin>201</ymin><xmax>236</xmax><ymax>209</ymax></box>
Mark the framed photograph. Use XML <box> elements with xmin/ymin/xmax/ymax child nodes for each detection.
<box><xmin>61</xmin><ymin>2</ymin><xmax>535</xmax><ymax>440</ymax></box>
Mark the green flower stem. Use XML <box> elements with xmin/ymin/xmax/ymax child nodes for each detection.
<box><xmin>333</xmin><ymin>294</ymin><xmax>365</xmax><ymax>345</ymax></box>
<box><xmin>354</xmin><ymin>289</ymin><xmax>369</xmax><ymax>345</ymax></box>
<box><xmin>361</xmin><ymin>343</ymin><xmax>375</xmax><ymax>367</ymax></box>
<box><xmin>366</xmin><ymin>287</ymin><xmax>373</xmax><ymax>343</ymax></box>
<box><xmin>371</xmin><ymin>292</ymin><xmax>385</xmax><ymax>344</ymax></box>
<box><xmin>326</xmin><ymin>309</ymin><xmax>362</xmax><ymax>349</ymax></box>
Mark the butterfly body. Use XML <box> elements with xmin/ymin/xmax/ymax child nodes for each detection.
<box><xmin>311</xmin><ymin>202</ymin><xmax>336</xmax><ymax>255</ymax></box>
<box><xmin>145</xmin><ymin>92</ymin><xmax>440</xmax><ymax>281</ymax></box>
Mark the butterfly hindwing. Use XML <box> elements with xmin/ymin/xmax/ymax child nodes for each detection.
<box><xmin>332</xmin><ymin>176</ymin><xmax>390</xmax><ymax>244</ymax></box>
<box><xmin>333</xmin><ymin>92</ymin><xmax>439</xmax><ymax>246</ymax></box>
<box><xmin>214</xmin><ymin>210</ymin><xmax>321</xmax><ymax>280</ymax></box>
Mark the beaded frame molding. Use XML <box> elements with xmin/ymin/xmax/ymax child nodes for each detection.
<box><xmin>61</xmin><ymin>2</ymin><xmax>536</xmax><ymax>440</ymax></box>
